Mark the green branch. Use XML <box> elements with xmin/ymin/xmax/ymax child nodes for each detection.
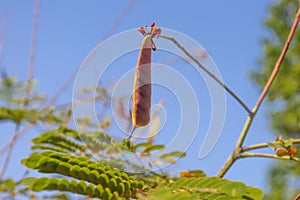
<box><xmin>240</xmin><ymin>152</ymin><xmax>300</xmax><ymax>162</ymax></box>
<box><xmin>242</xmin><ymin>139</ymin><xmax>300</xmax><ymax>152</ymax></box>
<box><xmin>216</xmin><ymin>1</ymin><xmax>300</xmax><ymax>178</ymax></box>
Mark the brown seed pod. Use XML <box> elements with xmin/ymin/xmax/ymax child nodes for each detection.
<box><xmin>132</xmin><ymin>35</ymin><xmax>152</xmax><ymax>125</ymax></box>
<box><xmin>127</xmin><ymin>23</ymin><xmax>161</xmax><ymax>140</ymax></box>
<box><xmin>128</xmin><ymin>35</ymin><xmax>153</xmax><ymax>140</ymax></box>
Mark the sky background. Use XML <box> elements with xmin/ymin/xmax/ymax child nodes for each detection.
<box><xmin>0</xmin><ymin>0</ymin><xmax>280</xmax><ymax>196</ymax></box>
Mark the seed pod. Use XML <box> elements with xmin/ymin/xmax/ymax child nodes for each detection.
<box><xmin>128</xmin><ymin>34</ymin><xmax>153</xmax><ymax>140</ymax></box>
<box><xmin>127</xmin><ymin>23</ymin><xmax>161</xmax><ymax>140</ymax></box>
<box><xmin>132</xmin><ymin>34</ymin><xmax>153</xmax><ymax>125</ymax></box>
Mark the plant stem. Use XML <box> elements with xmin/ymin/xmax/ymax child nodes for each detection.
<box><xmin>23</xmin><ymin>0</ymin><xmax>40</xmax><ymax>107</ymax></box>
<box><xmin>160</xmin><ymin>35</ymin><xmax>252</xmax><ymax>114</ymax></box>
<box><xmin>0</xmin><ymin>125</ymin><xmax>19</xmax><ymax>179</ymax></box>
<box><xmin>242</xmin><ymin>139</ymin><xmax>300</xmax><ymax>152</ymax></box>
<box><xmin>0</xmin><ymin>0</ymin><xmax>40</xmax><ymax>181</ymax></box>
<box><xmin>216</xmin><ymin>1</ymin><xmax>300</xmax><ymax>178</ymax></box>
<box><xmin>253</xmin><ymin>4</ymin><xmax>300</xmax><ymax>114</ymax></box>
<box><xmin>240</xmin><ymin>152</ymin><xmax>300</xmax><ymax>162</ymax></box>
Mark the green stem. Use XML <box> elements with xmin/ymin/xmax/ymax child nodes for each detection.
<box><xmin>240</xmin><ymin>152</ymin><xmax>300</xmax><ymax>162</ymax></box>
<box><xmin>242</xmin><ymin>139</ymin><xmax>300</xmax><ymax>152</ymax></box>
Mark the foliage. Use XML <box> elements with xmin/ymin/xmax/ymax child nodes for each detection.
<box><xmin>16</xmin><ymin>126</ymin><xmax>263</xmax><ymax>199</ymax></box>
<box><xmin>0</xmin><ymin>179</ymin><xmax>16</xmax><ymax>192</ymax></box>
<box><xmin>251</xmin><ymin>0</ymin><xmax>300</xmax><ymax>199</ymax></box>
<box><xmin>145</xmin><ymin>177</ymin><xmax>263</xmax><ymax>200</ymax></box>
<box><xmin>4</xmin><ymin>0</ymin><xmax>299</xmax><ymax>197</ymax></box>
<box><xmin>20</xmin><ymin>126</ymin><xmax>147</xmax><ymax>199</ymax></box>
<box><xmin>0</xmin><ymin>106</ymin><xmax>71</xmax><ymax>124</ymax></box>
<box><xmin>21</xmin><ymin>152</ymin><xmax>146</xmax><ymax>199</ymax></box>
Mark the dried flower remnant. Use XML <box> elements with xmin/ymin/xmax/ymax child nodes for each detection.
<box><xmin>127</xmin><ymin>23</ymin><xmax>162</xmax><ymax>140</ymax></box>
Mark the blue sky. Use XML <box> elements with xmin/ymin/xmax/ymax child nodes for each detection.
<box><xmin>0</xmin><ymin>0</ymin><xmax>280</xmax><ymax>195</ymax></box>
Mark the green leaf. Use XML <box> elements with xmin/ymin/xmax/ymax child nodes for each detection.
<box><xmin>31</xmin><ymin>178</ymin><xmax>51</xmax><ymax>191</ymax></box>
<box><xmin>21</xmin><ymin>178</ymin><xmax>36</xmax><ymax>188</ymax></box>
<box><xmin>160</xmin><ymin>151</ymin><xmax>186</xmax><ymax>164</ymax></box>
<box><xmin>0</xmin><ymin>179</ymin><xmax>16</xmax><ymax>191</ymax></box>
<box><xmin>143</xmin><ymin>144</ymin><xmax>165</xmax><ymax>153</ymax></box>
<box><xmin>243</xmin><ymin>186</ymin><xmax>264</xmax><ymax>200</ymax></box>
<box><xmin>189</xmin><ymin>170</ymin><xmax>206</xmax><ymax>178</ymax></box>
<box><xmin>167</xmin><ymin>151</ymin><xmax>186</xmax><ymax>158</ymax></box>
<box><xmin>103</xmin><ymin>188</ymin><xmax>113</xmax><ymax>200</ymax></box>
<box><xmin>283</xmin><ymin>138</ymin><xmax>294</xmax><ymax>147</ymax></box>
<box><xmin>76</xmin><ymin>180</ymin><xmax>87</xmax><ymax>194</ymax></box>
<box><xmin>218</xmin><ymin>182</ymin><xmax>246</xmax><ymax>197</ymax></box>
<box><xmin>147</xmin><ymin>177</ymin><xmax>263</xmax><ymax>200</ymax></box>
<box><xmin>57</xmin><ymin>179</ymin><xmax>69</xmax><ymax>191</ymax></box>
<box><xmin>160</xmin><ymin>154</ymin><xmax>176</xmax><ymax>164</ymax></box>
<box><xmin>22</xmin><ymin>153</ymin><xmax>42</xmax><ymax>169</ymax></box>
<box><xmin>134</xmin><ymin>142</ymin><xmax>153</xmax><ymax>151</ymax></box>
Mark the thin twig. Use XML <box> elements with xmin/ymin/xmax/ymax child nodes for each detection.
<box><xmin>23</xmin><ymin>0</ymin><xmax>40</xmax><ymax>106</ymax></box>
<box><xmin>240</xmin><ymin>152</ymin><xmax>300</xmax><ymax>162</ymax></box>
<box><xmin>216</xmin><ymin>1</ymin><xmax>300</xmax><ymax>178</ymax></box>
<box><xmin>0</xmin><ymin>125</ymin><xmax>20</xmax><ymax>179</ymax></box>
<box><xmin>253</xmin><ymin>2</ymin><xmax>300</xmax><ymax>114</ymax></box>
<box><xmin>160</xmin><ymin>35</ymin><xmax>252</xmax><ymax>114</ymax></box>
<box><xmin>242</xmin><ymin>139</ymin><xmax>300</xmax><ymax>152</ymax></box>
<box><xmin>0</xmin><ymin>0</ymin><xmax>40</xmax><ymax>180</ymax></box>
<box><xmin>0</xmin><ymin>124</ymin><xmax>33</xmax><ymax>156</ymax></box>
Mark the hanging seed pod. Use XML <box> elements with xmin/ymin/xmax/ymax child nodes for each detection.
<box><xmin>127</xmin><ymin>23</ymin><xmax>161</xmax><ymax>140</ymax></box>
<box><xmin>132</xmin><ymin>34</ymin><xmax>152</xmax><ymax>127</ymax></box>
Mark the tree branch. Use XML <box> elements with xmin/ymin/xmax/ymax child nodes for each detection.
<box><xmin>242</xmin><ymin>139</ymin><xmax>300</xmax><ymax>152</ymax></box>
<box><xmin>216</xmin><ymin>1</ymin><xmax>300</xmax><ymax>178</ymax></box>
<box><xmin>240</xmin><ymin>152</ymin><xmax>300</xmax><ymax>162</ymax></box>
<box><xmin>252</xmin><ymin>1</ymin><xmax>300</xmax><ymax>114</ymax></box>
